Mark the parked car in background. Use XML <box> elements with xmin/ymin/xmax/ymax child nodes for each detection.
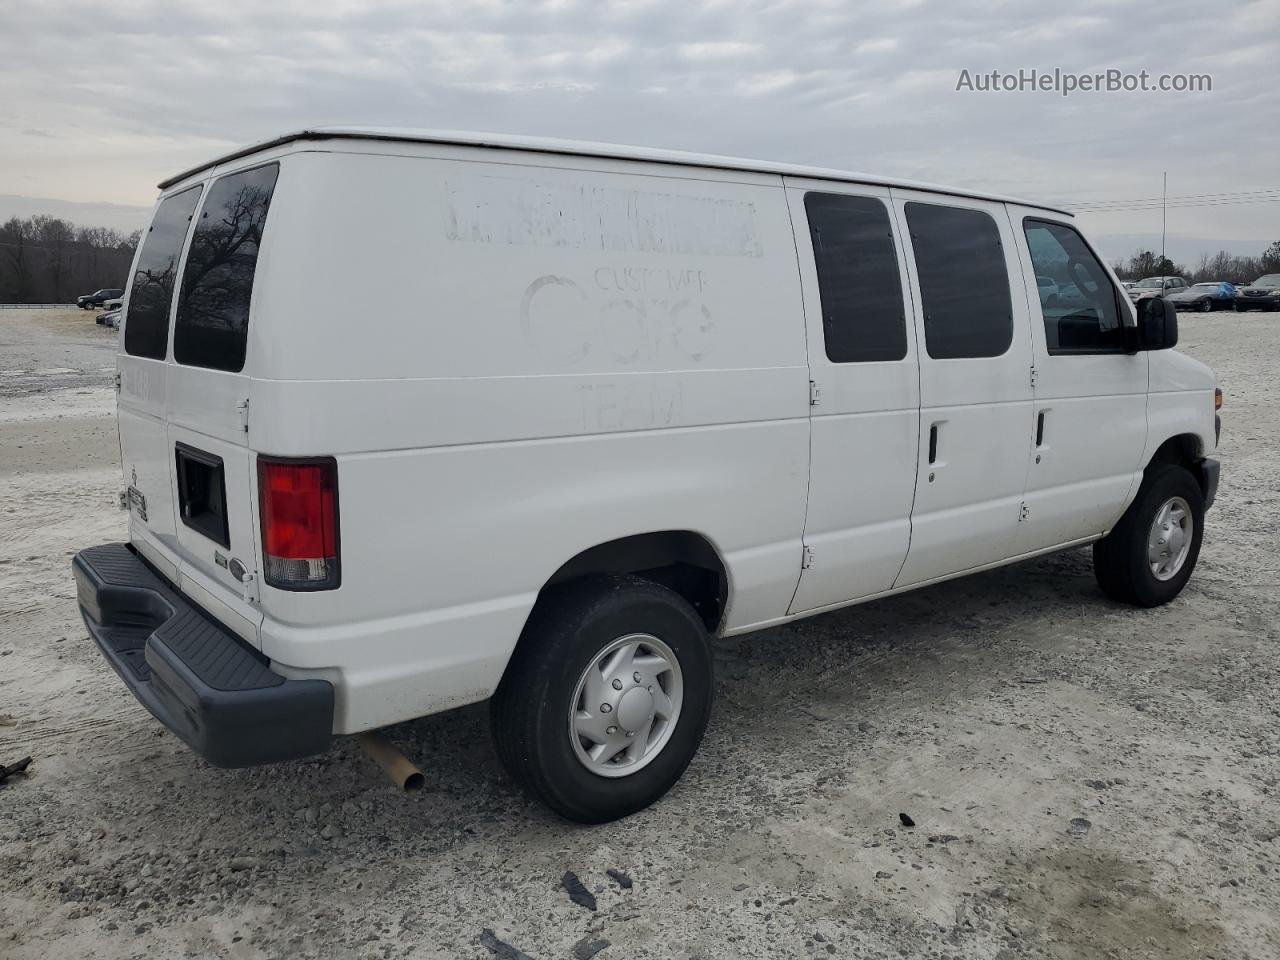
<box><xmin>1234</xmin><ymin>274</ymin><xmax>1280</xmax><ymax>311</ymax></box>
<box><xmin>96</xmin><ymin>307</ymin><xmax>121</xmax><ymax>328</ymax></box>
<box><xmin>1120</xmin><ymin>280</ymin><xmax>1136</xmax><ymax>290</ymax></box>
<box><xmin>1167</xmin><ymin>282</ymin><xmax>1236</xmax><ymax>312</ymax></box>
<box><xmin>1128</xmin><ymin>276</ymin><xmax>1188</xmax><ymax>302</ymax></box>
<box><xmin>1036</xmin><ymin>275</ymin><xmax>1060</xmax><ymax>306</ymax></box>
<box><xmin>77</xmin><ymin>287</ymin><xmax>124</xmax><ymax>309</ymax></box>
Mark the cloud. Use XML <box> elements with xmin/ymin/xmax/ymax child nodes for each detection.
<box><xmin>679</xmin><ymin>41</ymin><xmax>763</xmax><ymax>60</ymax></box>
<box><xmin>853</xmin><ymin>38</ymin><xmax>899</xmax><ymax>55</ymax></box>
<box><xmin>735</xmin><ymin>70</ymin><xmax>800</xmax><ymax>96</ymax></box>
<box><xmin>0</xmin><ymin>0</ymin><xmax>1274</xmax><ymax>250</ymax></box>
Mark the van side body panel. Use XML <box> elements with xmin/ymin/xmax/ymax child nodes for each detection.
<box><xmin>247</xmin><ymin>148</ymin><xmax>811</xmax><ymax>732</ymax></box>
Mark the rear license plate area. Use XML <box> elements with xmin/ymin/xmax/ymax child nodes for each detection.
<box><xmin>176</xmin><ymin>443</ymin><xmax>230</xmax><ymax>547</ymax></box>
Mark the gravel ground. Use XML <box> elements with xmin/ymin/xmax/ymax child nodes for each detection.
<box><xmin>1</xmin><ymin>307</ymin><xmax>1277</xmax><ymax>960</ymax></box>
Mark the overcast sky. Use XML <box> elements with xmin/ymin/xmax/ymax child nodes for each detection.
<box><xmin>1</xmin><ymin>0</ymin><xmax>1276</xmax><ymax>261</ymax></box>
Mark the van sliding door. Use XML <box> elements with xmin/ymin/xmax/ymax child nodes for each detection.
<box><xmin>890</xmin><ymin>191</ymin><xmax>1037</xmax><ymax>586</ymax></box>
<box><xmin>784</xmin><ymin>180</ymin><xmax>921</xmax><ymax>615</ymax></box>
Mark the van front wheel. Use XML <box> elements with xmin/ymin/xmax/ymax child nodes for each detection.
<box><xmin>490</xmin><ymin>575</ymin><xmax>713</xmax><ymax>823</ymax></box>
<box><xmin>1093</xmin><ymin>464</ymin><xmax>1205</xmax><ymax>607</ymax></box>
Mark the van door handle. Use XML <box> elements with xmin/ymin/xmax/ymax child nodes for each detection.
<box><xmin>1036</xmin><ymin>411</ymin><xmax>1046</xmax><ymax>447</ymax></box>
<box><xmin>928</xmin><ymin>423</ymin><xmax>939</xmax><ymax>464</ymax></box>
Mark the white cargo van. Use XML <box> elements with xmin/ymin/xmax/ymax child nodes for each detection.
<box><xmin>74</xmin><ymin>128</ymin><xmax>1220</xmax><ymax>822</ymax></box>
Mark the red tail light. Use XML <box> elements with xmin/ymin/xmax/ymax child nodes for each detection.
<box><xmin>257</xmin><ymin>456</ymin><xmax>340</xmax><ymax>590</ymax></box>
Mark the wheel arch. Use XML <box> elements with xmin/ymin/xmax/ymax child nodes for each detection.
<box><xmin>538</xmin><ymin>530</ymin><xmax>730</xmax><ymax>635</ymax></box>
<box><xmin>1145</xmin><ymin>432</ymin><xmax>1212</xmax><ymax>500</ymax></box>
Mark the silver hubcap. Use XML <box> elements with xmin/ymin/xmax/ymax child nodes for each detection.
<box><xmin>1147</xmin><ymin>495</ymin><xmax>1193</xmax><ymax>581</ymax></box>
<box><xmin>569</xmin><ymin>633</ymin><xmax>683</xmax><ymax>778</ymax></box>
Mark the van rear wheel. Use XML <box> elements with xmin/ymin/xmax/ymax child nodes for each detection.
<box><xmin>490</xmin><ymin>575</ymin><xmax>713</xmax><ymax>823</ymax></box>
<box><xmin>1092</xmin><ymin>464</ymin><xmax>1204</xmax><ymax>607</ymax></box>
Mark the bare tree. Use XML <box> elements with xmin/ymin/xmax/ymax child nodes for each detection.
<box><xmin>0</xmin><ymin>217</ymin><xmax>35</xmax><ymax>301</ymax></box>
<box><xmin>1263</xmin><ymin>241</ymin><xmax>1280</xmax><ymax>273</ymax></box>
<box><xmin>0</xmin><ymin>215</ymin><xmax>137</xmax><ymax>302</ymax></box>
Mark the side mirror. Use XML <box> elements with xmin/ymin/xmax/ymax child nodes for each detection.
<box><xmin>1135</xmin><ymin>296</ymin><xmax>1178</xmax><ymax>351</ymax></box>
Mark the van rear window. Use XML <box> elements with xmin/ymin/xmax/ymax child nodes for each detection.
<box><xmin>123</xmin><ymin>185</ymin><xmax>203</xmax><ymax>360</ymax></box>
<box><xmin>174</xmin><ymin>163</ymin><xmax>280</xmax><ymax>373</ymax></box>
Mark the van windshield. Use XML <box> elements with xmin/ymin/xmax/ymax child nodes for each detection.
<box><xmin>174</xmin><ymin>163</ymin><xmax>280</xmax><ymax>373</ymax></box>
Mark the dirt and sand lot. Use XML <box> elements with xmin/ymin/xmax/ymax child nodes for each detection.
<box><xmin>0</xmin><ymin>306</ymin><xmax>1277</xmax><ymax>959</ymax></box>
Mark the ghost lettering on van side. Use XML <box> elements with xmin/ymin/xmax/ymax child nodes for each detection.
<box><xmin>520</xmin><ymin>268</ymin><xmax>715</xmax><ymax>367</ymax></box>
<box><xmin>592</xmin><ymin>266</ymin><xmax>707</xmax><ymax>295</ymax></box>
<box><xmin>578</xmin><ymin>380</ymin><xmax>686</xmax><ymax>432</ymax></box>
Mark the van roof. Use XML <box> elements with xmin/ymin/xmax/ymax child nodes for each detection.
<box><xmin>158</xmin><ymin>126</ymin><xmax>1073</xmax><ymax>216</ymax></box>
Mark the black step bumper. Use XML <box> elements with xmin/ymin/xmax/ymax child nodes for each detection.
<box><xmin>72</xmin><ymin>543</ymin><xmax>333</xmax><ymax>767</ymax></box>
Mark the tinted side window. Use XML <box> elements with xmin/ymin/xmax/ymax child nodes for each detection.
<box><xmin>123</xmin><ymin>185</ymin><xmax>202</xmax><ymax>359</ymax></box>
<box><xmin>805</xmin><ymin>193</ymin><xmax>907</xmax><ymax>363</ymax></box>
<box><xmin>904</xmin><ymin>202</ymin><xmax>1013</xmax><ymax>359</ymax></box>
<box><xmin>1023</xmin><ymin>219</ymin><xmax>1124</xmax><ymax>355</ymax></box>
<box><xmin>174</xmin><ymin>163</ymin><xmax>280</xmax><ymax>373</ymax></box>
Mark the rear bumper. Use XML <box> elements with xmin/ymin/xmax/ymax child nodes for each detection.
<box><xmin>1198</xmin><ymin>458</ymin><xmax>1220</xmax><ymax>511</ymax></box>
<box><xmin>72</xmin><ymin>543</ymin><xmax>333</xmax><ymax>767</ymax></box>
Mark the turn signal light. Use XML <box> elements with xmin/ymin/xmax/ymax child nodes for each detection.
<box><xmin>1214</xmin><ymin>388</ymin><xmax>1223</xmax><ymax>410</ymax></box>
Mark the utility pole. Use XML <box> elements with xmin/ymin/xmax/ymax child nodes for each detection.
<box><xmin>1161</xmin><ymin>171</ymin><xmax>1167</xmax><ymax>274</ymax></box>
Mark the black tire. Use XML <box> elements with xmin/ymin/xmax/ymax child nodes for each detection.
<box><xmin>1201</xmin><ymin>299</ymin><xmax>1213</xmax><ymax>312</ymax></box>
<box><xmin>491</xmin><ymin>574</ymin><xmax>713</xmax><ymax>823</ymax></box>
<box><xmin>1093</xmin><ymin>464</ymin><xmax>1205</xmax><ymax>607</ymax></box>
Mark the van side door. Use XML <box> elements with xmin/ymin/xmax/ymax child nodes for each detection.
<box><xmin>1009</xmin><ymin>210</ymin><xmax>1148</xmax><ymax>552</ymax></box>
<box><xmin>785</xmin><ymin>181</ymin><xmax>921</xmax><ymax>614</ymax></box>
<box><xmin>890</xmin><ymin>191</ymin><xmax>1037</xmax><ymax>586</ymax></box>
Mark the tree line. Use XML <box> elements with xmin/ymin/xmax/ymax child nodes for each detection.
<box><xmin>0</xmin><ymin>216</ymin><xmax>140</xmax><ymax>303</ymax></box>
<box><xmin>1112</xmin><ymin>241</ymin><xmax>1280</xmax><ymax>284</ymax></box>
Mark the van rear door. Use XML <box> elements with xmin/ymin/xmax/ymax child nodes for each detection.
<box><xmin>162</xmin><ymin>162</ymin><xmax>281</xmax><ymax>639</ymax></box>
<box><xmin>118</xmin><ymin>184</ymin><xmax>205</xmax><ymax>582</ymax></box>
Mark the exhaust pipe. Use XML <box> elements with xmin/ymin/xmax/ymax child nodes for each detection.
<box><xmin>356</xmin><ymin>732</ymin><xmax>425</xmax><ymax>791</ymax></box>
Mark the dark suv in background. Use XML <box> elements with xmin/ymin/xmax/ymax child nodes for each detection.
<box><xmin>1234</xmin><ymin>274</ymin><xmax>1280</xmax><ymax>311</ymax></box>
<box><xmin>76</xmin><ymin>288</ymin><xmax>123</xmax><ymax>309</ymax></box>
